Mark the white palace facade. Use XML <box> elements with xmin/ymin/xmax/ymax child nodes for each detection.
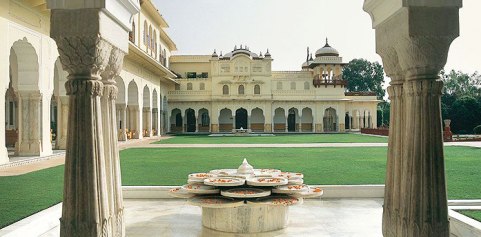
<box><xmin>168</xmin><ymin>44</ymin><xmax>379</xmax><ymax>134</ymax></box>
<box><xmin>0</xmin><ymin>0</ymin><xmax>377</xmax><ymax>164</ymax></box>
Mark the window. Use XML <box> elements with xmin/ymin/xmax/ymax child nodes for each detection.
<box><xmin>238</xmin><ymin>85</ymin><xmax>245</xmax><ymax>95</ymax></box>
<box><xmin>304</xmin><ymin>82</ymin><xmax>310</xmax><ymax>90</ymax></box>
<box><xmin>187</xmin><ymin>83</ymin><xmax>193</xmax><ymax>90</ymax></box>
<box><xmin>153</xmin><ymin>30</ymin><xmax>157</xmax><ymax>58</ymax></box>
<box><xmin>222</xmin><ymin>85</ymin><xmax>229</xmax><ymax>95</ymax></box>
<box><xmin>201</xmin><ymin>72</ymin><xmax>209</xmax><ymax>78</ymax></box>
<box><xmin>129</xmin><ymin>22</ymin><xmax>135</xmax><ymax>43</ymax></box>
<box><xmin>290</xmin><ymin>82</ymin><xmax>296</xmax><ymax>90</ymax></box>
<box><xmin>9</xmin><ymin>102</ymin><xmax>14</xmax><ymax>125</ymax></box>
<box><xmin>175</xmin><ymin>84</ymin><xmax>180</xmax><ymax>90</ymax></box>
<box><xmin>143</xmin><ymin>21</ymin><xmax>147</xmax><ymax>45</ymax></box>
<box><xmin>254</xmin><ymin>85</ymin><xmax>260</xmax><ymax>95</ymax></box>
<box><xmin>159</xmin><ymin>44</ymin><xmax>162</xmax><ymax>62</ymax></box>
<box><xmin>148</xmin><ymin>26</ymin><xmax>152</xmax><ymax>50</ymax></box>
<box><xmin>200</xmin><ymin>83</ymin><xmax>205</xmax><ymax>91</ymax></box>
<box><xmin>163</xmin><ymin>49</ymin><xmax>167</xmax><ymax>66</ymax></box>
<box><xmin>187</xmin><ymin>72</ymin><xmax>197</xmax><ymax>79</ymax></box>
<box><xmin>277</xmin><ymin>82</ymin><xmax>283</xmax><ymax>90</ymax></box>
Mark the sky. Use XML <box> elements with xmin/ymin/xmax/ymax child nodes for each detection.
<box><xmin>154</xmin><ymin>0</ymin><xmax>481</xmax><ymax>75</ymax></box>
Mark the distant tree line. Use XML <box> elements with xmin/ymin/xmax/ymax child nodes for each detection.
<box><xmin>342</xmin><ymin>59</ymin><xmax>481</xmax><ymax>133</ymax></box>
<box><xmin>441</xmin><ymin>70</ymin><xmax>481</xmax><ymax>134</ymax></box>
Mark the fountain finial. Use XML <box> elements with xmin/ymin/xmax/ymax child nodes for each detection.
<box><xmin>237</xmin><ymin>158</ymin><xmax>254</xmax><ymax>174</ymax></box>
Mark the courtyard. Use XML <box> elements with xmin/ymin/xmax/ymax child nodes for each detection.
<box><xmin>1</xmin><ymin>134</ymin><xmax>481</xmax><ymax>236</ymax></box>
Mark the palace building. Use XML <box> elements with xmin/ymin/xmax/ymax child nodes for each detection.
<box><xmin>168</xmin><ymin>42</ymin><xmax>379</xmax><ymax>134</ymax></box>
<box><xmin>1</xmin><ymin>0</ymin><xmax>377</xmax><ymax>164</ymax></box>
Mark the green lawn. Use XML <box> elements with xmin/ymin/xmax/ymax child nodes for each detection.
<box><xmin>459</xmin><ymin>210</ymin><xmax>481</xmax><ymax>222</ymax></box>
<box><xmin>154</xmin><ymin>133</ymin><xmax>388</xmax><ymax>144</ymax></box>
<box><xmin>0</xmin><ymin>165</ymin><xmax>64</xmax><ymax>229</ymax></box>
<box><xmin>1</xmin><ymin>146</ymin><xmax>480</xmax><ymax>229</ymax></box>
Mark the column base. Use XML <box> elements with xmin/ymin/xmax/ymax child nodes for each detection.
<box><xmin>211</xmin><ymin>124</ymin><xmax>219</xmax><ymax>133</ymax></box>
<box><xmin>15</xmin><ymin>140</ymin><xmax>42</xmax><ymax>156</ymax></box>
<box><xmin>264</xmin><ymin>124</ymin><xmax>272</xmax><ymax>133</ymax></box>
<box><xmin>57</xmin><ymin>138</ymin><xmax>67</xmax><ymax>150</ymax></box>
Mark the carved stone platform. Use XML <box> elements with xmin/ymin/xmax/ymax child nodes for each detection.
<box><xmin>201</xmin><ymin>205</ymin><xmax>288</xmax><ymax>233</ymax></box>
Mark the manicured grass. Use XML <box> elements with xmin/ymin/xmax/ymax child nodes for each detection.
<box><xmin>1</xmin><ymin>146</ymin><xmax>480</xmax><ymax>229</ymax></box>
<box><xmin>154</xmin><ymin>133</ymin><xmax>388</xmax><ymax>144</ymax></box>
<box><xmin>0</xmin><ymin>165</ymin><xmax>64</xmax><ymax>229</ymax></box>
<box><xmin>120</xmin><ymin>146</ymin><xmax>481</xmax><ymax>199</ymax></box>
<box><xmin>459</xmin><ymin>210</ymin><xmax>481</xmax><ymax>222</ymax></box>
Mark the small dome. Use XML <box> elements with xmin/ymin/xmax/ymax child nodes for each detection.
<box><xmin>315</xmin><ymin>39</ymin><xmax>339</xmax><ymax>57</ymax></box>
<box><xmin>212</xmin><ymin>49</ymin><xmax>218</xmax><ymax>57</ymax></box>
<box><xmin>264</xmin><ymin>49</ymin><xmax>271</xmax><ymax>57</ymax></box>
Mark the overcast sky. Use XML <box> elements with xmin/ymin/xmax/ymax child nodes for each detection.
<box><xmin>154</xmin><ymin>0</ymin><xmax>480</xmax><ymax>75</ymax></box>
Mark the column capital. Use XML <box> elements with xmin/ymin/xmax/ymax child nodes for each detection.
<box><xmin>373</xmin><ymin>6</ymin><xmax>460</xmax><ymax>81</ymax></box>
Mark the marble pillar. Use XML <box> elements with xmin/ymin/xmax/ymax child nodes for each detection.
<box><xmin>365</xmin><ymin>2</ymin><xmax>461</xmax><ymax>236</ymax></box>
<box><xmin>0</xmin><ymin>90</ymin><xmax>8</xmax><ymax>164</ymax></box>
<box><xmin>117</xmin><ymin>105</ymin><xmax>127</xmax><ymax>141</ymax></box>
<box><xmin>100</xmin><ymin>48</ymin><xmax>126</xmax><ymax>237</ymax></box>
<box><xmin>16</xmin><ymin>92</ymin><xmax>42</xmax><ymax>156</ymax></box>
<box><xmin>56</xmin><ymin>96</ymin><xmax>69</xmax><ymax>149</ymax></box>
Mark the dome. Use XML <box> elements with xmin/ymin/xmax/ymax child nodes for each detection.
<box><xmin>315</xmin><ymin>39</ymin><xmax>339</xmax><ymax>57</ymax></box>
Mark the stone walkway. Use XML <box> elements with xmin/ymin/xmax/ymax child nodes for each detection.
<box><xmin>1</xmin><ymin>136</ymin><xmax>479</xmax><ymax>177</ymax></box>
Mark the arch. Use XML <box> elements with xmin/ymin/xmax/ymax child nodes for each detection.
<box><xmin>254</xmin><ymin>85</ymin><xmax>260</xmax><ymax>95</ymax></box>
<box><xmin>238</xmin><ymin>85</ymin><xmax>245</xmax><ymax>95</ymax></box>
<box><xmin>10</xmin><ymin>39</ymin><xmax>40</xmax><ymax>91</ymax></box>
<box><xmin>199</xmin><ymin>108</ymin><xmax>210</xmax><ymax>132</ymax></box>
<box><xmin>323</xmin><ymin>107</ymin><xmax>338</xmax><ymax>132</ymax></box>
<box><xmin>52</xmin><ymin>58</ymin><xmax>69</xmax><ymax>149</ymax></box>
<box><xmin>162</xmin><ymin>49</ymin><xmax>167</xmax><ymax>66</ymax></box>
<box><xmin>222</xmin><ymin>85</ymin><xmax>229</xmax><ymax>95</ymax></box>
<box><xmin>304</xmin><ymin>81</ymin><xmax>310</xmax><ymax>90</ymax></box>
<box><xmin>185</xmin><ymin>108</ymin><xmax>196</xmax><ymax>132</ymax></box>
<box><xmin>273</xmin><ymin>108</ymin><xmax>286</xmax><ymax>132</ymax></box>
<box><xmin>301</xmin><ymin>108</ymin><xmax>314</xmax><ymax>132</ymax></box>
<box><xmin>142</xmin><ymin>85</ymin><xmax>152</xmax><ymax>137</ymax></box>
<box><xmin>143</xmin><ymin>85</ymin><xmax>150</xmax><ymax>107</ymax></box>
<box><xmin>153</xmin><ymin>29</ymin><xmax>157</xmax><ymax>58</ymax></box>
<box><xmin>219</xmin><ymin>108</ymin><xmax>233</xmax><ymax>132</ymax></box>
<box><xmin>290</xmin><ymin>82</ymin><xmax>296</xmax><ymax>90</ymax></box>
<box><xmin>251</xmin><ymin>108</ymin><xmax>265</xmax><ymax>132</ymax></box>
<box><xmin>7</xmin><ymin>39</ymin><xmax>44</xmax><ymax>156</ymax></box>
<box><xmin>235</xmin><ymin>108</ymin><xmax>248</xmax><ymax>129</ymax></box>
<box><xmin>287</xmin><ymin>108</ymin><xmax>298</xmax><ymax>132</ymax></box>
<box><xmin>187</xmin><ymin>82</ymin><xmax>193</xmax><ymax>90</ymax></box>
<box><xmin>126</xmin><ymin>80</ymin><xmax>140</xmax><ymax>139</ymax></box>
<box><xmin>170</xmin><ymin>109</ymin><xmax>182</xmax><ymax>133</ymax></box>
<box><xmin>152</xmin><ymin>89</ymin><xmax>159</xmax><ymax>135</ymax></box>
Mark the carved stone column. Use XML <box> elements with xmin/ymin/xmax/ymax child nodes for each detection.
<box><xmin>365</xmin><ymin>2</ymin><xmax>461</xmax><ymax>237</ymax></box>
<box><xmin>56</xmin><ymin>96</ymin><xmax>69</xmax><ymax>149</ymax></box>
<box><xmin>50</xmin><ymin>9</ymin><xmax>113</xmax><ymax>237</ymax></box>
<box><xmin>16</xmin><ymin>92</ymin><xmax>42</xmax><ymax>156</ymax></box>
<box><xmin>100</xmin><ymin>47</ymin><xmax>126</xmax><ymax>237</ymax></box>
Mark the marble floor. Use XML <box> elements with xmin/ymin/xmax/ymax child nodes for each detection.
<box><xmin>124</xmin><ymin>198</ymin><xmax>383</xmax><ymax>237</ymax></box>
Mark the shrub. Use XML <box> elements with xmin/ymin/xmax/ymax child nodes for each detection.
<box><xmin>474</xmin><ymin>125</ymin><xmax>481</xmax><ymax>135</ymax></box>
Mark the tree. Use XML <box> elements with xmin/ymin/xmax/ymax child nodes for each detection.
<box><xmin>342</xmin><ymin>59</ymin><xmax>385</xmax><ymax>98</ymax></box>
<box><xmin>442</xmin><ymin>70</ymin><xmax>481</xmax><ymax>99</ymax></box>
<box><xmin>450</xmin><ymin>96</ymin><xmax>481</xmax><ymax>134</ymax></box>
<box><xmin>377</xmin><ymin>101</ymin><xmax>390</xmax><ymax>127</ymax></box>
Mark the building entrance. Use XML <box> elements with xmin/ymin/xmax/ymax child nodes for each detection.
<box><xmin>235</xmin><ymin>108</ymin><xmax>247</xmax><ymax>129</ymax></box>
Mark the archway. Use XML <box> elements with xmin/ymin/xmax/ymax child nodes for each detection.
<box><xmin>251</xmin><ymin>108</ymin><xmax>265</xmax><ymax>132</ymax></box>
<box><xmin>301</xmin><ymin>108</ymin><xmax>313</xmax><ymax>132</ymax></box>
<box><xmin>323</xmin><ymin>107</ymin><xmax>338</xmax><ymax>132</ymax></box>
<box><xmin>219</xmin><ymin>108</ymin><xmax>232</xmax><ymax>132</ymax></box>
<box><xmin>235</xmin><ymin>108</ymin><xmax>248</xmax><ymax>129</ymax></box>
<box><xmin>185</xmin><ymin>108</ymin><xmax>196</xmax><ymax>132</ymax></box>
<box><xmin>8</xmin><ymin>39</ymin><xmax>44</xmax><ymax>156</ymax></box>
<box><xmin>170</xmin><ymin>109</ymin><xmax>182</xmax><ymax>132</ymax></box>
<box><xmin>127</xmin><ymin>80</ymin><xmax>140</xmax><ymax>139</ymax></box>
<box><xmin>345</xmin><ymin>112</ymin><xmax>351</xmax><ymax>130</ymax></box>
<box><xmin>199</xmin><ymin>108</ymin><xmax>210</xmax><ymax>132</ymax></box>
<box><xmin>273</xmin><ymin>108</ymin><xmax>286</xmax><ymax>132</ymax></box>
<box><xmin>142</xmin><ymin>85</ymin><xmax>151</xmax><ymax>137</ymax></box>
<box><xmin>152</xmin><ymin>89</ymin><xmax>159</xmax><ymax>135</ymax></box>
<box><xmin>287</xmin><ymin>108</ymin><xmax>298</xmax><ymax>132</ymax></box>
